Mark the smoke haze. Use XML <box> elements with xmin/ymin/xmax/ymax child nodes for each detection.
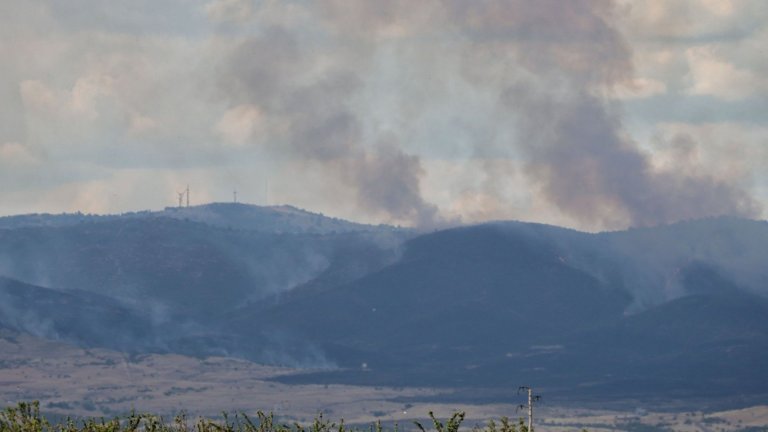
<box><xmin>1</xmin><ymin>0</ymin><xmax>766</xmax><ymax>230</ymax></box>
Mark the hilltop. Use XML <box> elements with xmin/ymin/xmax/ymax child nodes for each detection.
<box><xmin>0</xmin><ymin>202</ymin><xmax>401</xmax><ymax>234</ymax></box>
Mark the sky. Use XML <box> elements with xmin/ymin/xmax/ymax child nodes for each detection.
<box><xmin>1</xmin><ymin>0</ymin><xmax>766</xmax><ymax>231</ymax></box>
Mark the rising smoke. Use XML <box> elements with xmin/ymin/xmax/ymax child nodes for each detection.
<box><xmin>218</xmin><ymin>24</ymin><xmax>441</xmax><ymax>227</ymax></box>
<box><xmin>212</xmin><ymin>0</ymin><xmax>760</xmax><ymax>229</ymax></box>
<box><xmin>476</xmin><ymin>0</ymin><xmax>761</xmax><ymax>228</ymax></box>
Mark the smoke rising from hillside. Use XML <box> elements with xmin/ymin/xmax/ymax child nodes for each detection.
<box><xmin>479</xmin><ymin>0</ymin><xmax>759</xmax><ymax>227</ymax></box>
<box><xmin>218</xmin><ymin>26</ymin><xmax>441</xmax><ymax>227</ymax></box>
<box><xmin>211</xmin><ymin>0</ymin><xmax>760</xmax><ymax>229</ymax></box>
<box><xmin>1</xmin><ymin>0</ymin><xmax>764</xmax><ymax>228</ymax></box>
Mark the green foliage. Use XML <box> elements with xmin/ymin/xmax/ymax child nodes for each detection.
<box><xmin>0</xmin><ymin>402</ymin><xmax>361</xmax><ymax>432</ymax></box>
<box><xmin>471</xmin><ymin>417</ymin><xmax>528</xmax><ymax>432</ymax></box>
<box><xmin>0</xmin><ymin>403</ymin><xmax>564</xmax><ymax>432</ymax></box>
<box><xmin>0</xmin><ymin>401</ymin><xmax>50</xmax><ymax>432</ymax></box>
<box><xmin>414</xmin><ymin>412</ymin><xmax>463</xmax><ymax>432</ymax></box>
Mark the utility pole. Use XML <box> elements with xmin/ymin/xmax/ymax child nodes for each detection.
<box><xmin>518</xmin><ymin>386</ymin><xmax>541</xmax><ymax>432</ymax></box>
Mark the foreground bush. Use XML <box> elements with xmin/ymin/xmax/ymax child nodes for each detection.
<box><xmin>0</xmin><ymin>402</ymin><xmax>538</xmax><ymax>432</ymax></box>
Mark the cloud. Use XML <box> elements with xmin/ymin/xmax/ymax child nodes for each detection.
<box><xmin>612</xmin><ymin>77</ymin><xmax>667</xmax><ymax>99</ymax></box>
<box><xmin>20</xmin><ymin>74</ymin><xmax>117</xmax><ymax>122</ymax></box>
<box><xmin>650</xmin><ymin>122</ymin><xmax>768</xmax><ymax>183</ymax></box>
<box><xmin>616</xmin><ymin>0</ymin><xmax>765</xmax><ymax>42</ymax></box>
<box><xmin>686</xmin><ymin>46</ymin><xmax>768</xmax><ymax>101</ymax></box>
<box><xmin>615</xmin><ymin>0</ymin><xmax>768</xmax><ymax>102</ymax></box>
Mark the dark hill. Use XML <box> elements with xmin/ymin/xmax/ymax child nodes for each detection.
<box><xmin>0</xmin><ymin>217</ymin><xmax>402</xmax><ymax>319</ymax></box>
<box><xmin>2</xmin><ymin>208</ymin><xmax>768</xmax><ymax>403</ymax></box>
<box><xmin>254</xmin><ymin>223</ymin><xmax>768</xmax><ymax>401</ymax></box>
<box><xmin>544</xmin><ymin>290</ymin><xmax>768</xmax><ymax>399</ymax></box>
<box><xmin>0</xmin><ymin>276</ymin><xmax>153</xmax><ymax>350</ymax></box>
<box><xmin>235</xmin><ymin>224</ymin><xmax>630</xmax><ymax>381</ymax></box>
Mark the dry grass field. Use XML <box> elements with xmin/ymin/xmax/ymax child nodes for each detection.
<box><xmin>1</xmin><ymin>331</ymin><xmax>766</xmax><ymax>431</ymax></box>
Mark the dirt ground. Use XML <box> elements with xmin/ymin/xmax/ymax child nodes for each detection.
<box><xmin>1</xmin><ymin>331</ymin><xmax>766</xmax><ymax>431</ymax></box>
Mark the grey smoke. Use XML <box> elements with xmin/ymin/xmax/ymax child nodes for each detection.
<box><xmin>0</xmin><ymin>289</ymin><xmax>59</xmax><ymax>339</ymax></box>
<box><xmin>0</xmin><ymin>78</ymin><xmax>25</xmax><ymax>145</ymax></box>
<box><xmin>504</xmin><ymin>86</ymin><xmax>760</xmax><ymax>227</ymax></box>
<box><xmin>217</xmin><ymin>0</ymin><xmax>760</xmax><ymax>229</ymax></box>
<box><xmin>448</xmin><ymin>0</ymin><xmax>761</xmax><ymax>228</ymax></box>
<box><xmin>219</xmin><ymin>25</ymin><xmax>442</xmax><ymax>227</ymax></box>
<box><xmin>1</xmin><ymin>1</ymin><xmax>763</xmax><ymax>229</ymax></box>
<box><xmin>350</xmin><ymin>140</ymin><xmax>439</xmax><ymax>227</ymax></box>
<box><xmin>256</xmin><ymin>330</ymin><xmax>337</xmax><ymax>370</ymax></box>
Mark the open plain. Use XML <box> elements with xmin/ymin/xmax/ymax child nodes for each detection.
<box><xmin>2</xmin><ymin>331</ymin><xmax>766</xmax><ymax>432</ymax></box>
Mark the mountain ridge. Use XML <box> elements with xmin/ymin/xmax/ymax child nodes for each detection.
<box><xmin>0</xmin><ymin>202</ymin><xmax>404</xmax><ymax>234</ymax></box>
<box><xmin>0</xmin><ymin>206</ymin><xmax>767</xmax><ymax>402</ymax></box>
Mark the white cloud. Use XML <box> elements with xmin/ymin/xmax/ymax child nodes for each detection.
<box><xmin>617</xmin><ymin>0</ymin><xmax>768</xmax><ymax>101</ymax></box>
<box><xmin>616</xmin><ymin>0</ymin><xmax>764</xmax><ymax>41</ymax></box>
<box><xmin>649</xmin><ymin>122</ymin><xmax>768</xmax><ymax>217</ymax></box>
<box><xmin>21</xmin><ymin>73</ymin><xmax>116</xmax><ymax>121</ymax></box>
<box><xmin>613</xmin><ymin>77</ymin><xmax>668</xmax><ymax>99</ymax></box>
<box><xmin>69</xmin><ymin>73</ymin><xmax>116</xmax><ymax>119</ymax></box>
<box><xmin>685</xmin><ymin>46</ymin><xmax>768</xmax><ymax>100</ymax></box>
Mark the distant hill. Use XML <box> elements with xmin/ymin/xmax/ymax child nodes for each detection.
<box><xmin>0</xmin><ymin>211</ymin><xmax>119</xmax><ymax>229</ymax></box>
<box><xmin>0</xmin><ymin>276</ymin><xmax>153</xmax><ymax>350</ymax></box>
<box><xmin>159</xmin><ymin>203</ymin><xmax>399</xmax><ymax>234</ymax></box>
<box><xmin>0</xmin><ymin>217</ymin><xmax>405</xmax><ymax>319</ymax></box>
<box><xmin>250</xmin><ymin>220</ymin><xmax>768</xmax><ymax>399</ymax></box>
<box><xmin>1</xmin><ymin>207</ymin><xmax>767</xmax><ymax>403</ymax></box>
<box><xmin>232</xmin><ymin>224</ymin><xmax>630</xmax><ymax>369</ymax></box>
<box><xmin>0</xmin><ymin>203</ymin><xmax>400</xmax><ymax>234</ymax></box>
